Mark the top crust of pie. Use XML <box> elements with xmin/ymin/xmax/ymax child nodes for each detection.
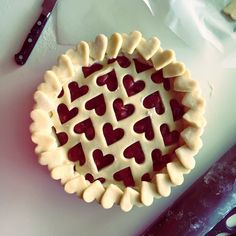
<box><xmin>30</xmin><ymin>31</ymin><xmax>206</xmax><ymax>212</ymax></box>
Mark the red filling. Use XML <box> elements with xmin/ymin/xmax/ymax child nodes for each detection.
<box><xmin>143</xmin><ymin>91</ymin><xmax>165</xmax><ymax>115</ymax></box>
<box><xmin>85</xmin><ymin>173</ymin><xmax>106</xmax><ymax>184</ymax></box>
<box><xmin>151</xmin><ymin>70</ymin><xmax>171</xmax><ymax>91</ymax></box>
<box><xmin>103</xmin><ymin>123</ymin><xmax>124</xmax><ymax>146</ymax></box>
<box><xmin>85</xmin><ymin>94</ymin><xmax>106</xmax><ymax>116</ymax></box>
<box><xmin>152</xmin><ymin>149</ymin><xmax>172</xmax><ymax>171</ymax></box>
<box><xmin>97</xmin><ymin>69</ymin><xmax>118</xmax><ymax>92</ymax></box>
<box><xmin>123</xmin><ymin>141</ymin><xmax>145</xmax><ymax>164</ymax></box>
<box><xmin>68</xmin><ymin>82</ymin><xmax>89</xmax><ymax>102</ymax></box>
<box><xmin>170</xmin><ymin>99</ymin><xmax>185</xmax><ymax>121</ymax></box>
<box><xmin>113</xmin><ymin>167</ymin><xmax>135</xmax><ymax>187</ymax></box>
<box><xmin>57</xmin><ymin>89</ymin><xmax>64</xmax><ymax>98</ymax></box>
<box><xmin>57</xmin><ymin>104</ymin><xmax>78</xmax><ymax>124</ymax></box>
<box><xmin>113</xmin><ymin>98</ymin><xmax>135</xmax><ymax>121</ymax></box>
<box><xmin>141</xmin><ymin>173</ymin><xmax>152</xmax><ymax>182</ymax></box>
<box><xmin>133</xmin><ymin>116</ymin><xmax>154</xmax><ymax>141</ymax></box>
<box><xmin>108</xmin><ymin>56</ymin><xmax>131</xmax><ymax>68</ymax></box>
<box><xmin>55</xmin><ymin>131</ymin><xmax>68</xmax><ymax>146</ymax></box>
<box><xmin>74</xmin><ymin>118</ymin><xmax>95</xmax><ymax>140</ymax></box>
<box><xmin>82</xmin><ymin>63</ymin><xmax>103</xmax><ymax>78</ymax></box>
<box><xmin>68</xmin><ymin>143</ymin><xmax>86</xmax><ymax>165</ymax></box>
<box><xmin>160</xmin><ymin>124</ymin><xmax>179</xmax><ymax>146</ymax></box>
<box><xmin>123</xmin><ymin>74</ymin><xmax>145</xmax><ymax>97</ymax></box>
<box><xmin>93</xmin><ymin>149</ymin><xmax>114</xmax><ymax>171</ymax></box>
<box><xmin>133</xmin><ymin>58</ymin><xmax>153</xmax><ymax>73</ymax></box>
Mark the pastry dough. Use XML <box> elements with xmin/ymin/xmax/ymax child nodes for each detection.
<box><xmin>30</xmin><ymin>31</ymin><xmax>206</xmax><ymax>212</ymax></box>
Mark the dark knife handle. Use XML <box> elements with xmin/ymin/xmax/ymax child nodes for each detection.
<box><xmin>14</xmin><ymin>13</ymin><xmax>48</xmax><ymax>65</ymax></box>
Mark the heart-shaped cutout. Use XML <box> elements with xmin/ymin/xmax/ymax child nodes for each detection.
<box><xmin>143</xmin><ymin>91</ymin><xmax>165</xmax><ymax>115</ymax></box>
<box><xmin>97</xmin><ymin>69</ymin><xmax>118</xmax><ymax>91</ymax></box>
<box><xmin>68</xmin><ymin>82</ymin><xmax>89</xmax><ymax>102</ymax></box>
<box><xmin>133</xmin><ymin>116</ymin><xmax>154</xmax><ymax>141</ymax></box>
<box><xmin>108</xmin><ymin>56</ymin><xmax>131</xmax><ymax>68</ymax></box>
<box><xmin>85</xmin><ymin>94</ymin><xmax>106</xmax><ymax>116</ymax></box>
<box><xmin>82</xmin><ymin>63</ymin><xmax>103</xmax><ymax>78</ymax></box>
<box><xmin>123</xmin><ymin>141</ymin><xmax>145</xmax><ymax>164</ymax></box>
<box><xmin>141</xmin><ymin>173</ymin><xmax>152</xmax><ymax>182</ymax></box>
<box><xmin>113</xmin><ymin>98</ymin><xmax>135</xmax><ymax>121</ymax></box>
<box><xmin>57</xmin><ymin>89</ymin><xmax>64</xmax><ymax>98</ymax></box>
<box><xmin>68</xmin><ymin>143</ymin><xmax>86</xmax><ymax>165</ymax></box>
<box><xmin>123</xmin><ymin>74</ymin><xmax>145</xmax><ymax>97</ymax></box>
<box><xmin>74</xmin><ymin>118</ymin><xmax>95</xmax><ymax>140</ymax></box>
<box><xmin>53</xmin><ymin>128</ymin><xmax>68</xmax><ymax>146</ymax></box>
<box><xmin>93</xmin><ymin>149</ymin><xmax>114</xmax><ymax>171</ymax></box>
<box><xmin>133</xmin><ymin>58</ymin><xmax>153</xmax><ymax>73</ymax></box>
<box><xmin>152</xmin><ymin>149</ymin><xmax>172</xmax><ymax>171</ymax></box>
<box><xmin>160</xmin><ymin>124</ymin><xmax>179</xmax><ymax>146</ymax></box>
<box><xmin>151</xmin><ymin>70</ymin><xmax>170</xmax><ymax>91</ymax></box>
<box><xmin>57</xmin><ymin>104</ymin><xmax>78</xmax><ymax>124</ymax></box>
<box><xmin>170</xmin><ymin>99</ymin><xmax>185</xmax><ymax>121</ymax></box>
<box><xmin>113</xmin><ymin>167</ymin><xmax>135</xmax><ymax>187</ymax></box>
<box><xmin>85</xmin><ymin>173</ymin><xmax>106</xmax><ymax>184</ymax></box>
<box><xmin>103</xmin><ymin>123</ymin><xmax>124</xmax><ymax>146</ymax></box>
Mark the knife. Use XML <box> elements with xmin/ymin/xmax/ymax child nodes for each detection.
<box><xmin>140</xmin><ymin>143</ymin><xmax>236</xmax><ymax>236</ymax></box>
<box><xmin>14</xmin><ymin>0</ymin><xmax>58</xmax><ymax>65</ymax></box>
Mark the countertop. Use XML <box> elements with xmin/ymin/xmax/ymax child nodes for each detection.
<box><xmin>0</xmin><ymin>1</ymin><xmax>236</xmax><ymax>236</ymax></box>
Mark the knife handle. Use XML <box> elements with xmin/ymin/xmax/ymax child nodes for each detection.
<box><xmin>14</xmin><ymin>13</ymin><xmax>48</xmax><ymax>65</ymax></box>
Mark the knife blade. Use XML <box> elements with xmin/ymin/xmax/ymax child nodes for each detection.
<box><xmin>140</xmin><ymin>143</ymin><xmax>236</xmax><ymax>236</ymax></box>
<box><xmin>14</xmin><ymin>0</ymin><xmax>58</xmax><ymax>65</ymax></box>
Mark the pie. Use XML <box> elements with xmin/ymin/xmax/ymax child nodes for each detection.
<box><xmin>30</xmin><ymin>31</ymin><xmax>206</xmax><ymax>212</ymax></box>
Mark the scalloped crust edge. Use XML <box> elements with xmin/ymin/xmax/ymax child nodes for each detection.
<box><xmin>30</xmin><ymin>31</ymin><xmax>206</xmax><ymax>212</ymax></box>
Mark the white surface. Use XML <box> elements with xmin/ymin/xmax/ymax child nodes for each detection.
<box><xmin>0</xmin><ymin>1</ymin><xmax>236</xmax><ymax>236</ymax></box>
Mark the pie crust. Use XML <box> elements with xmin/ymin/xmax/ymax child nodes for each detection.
<box><xmin>30</xmin><ymin>31</ymin><xmax>206</xmax><ymax>212</ymax></box>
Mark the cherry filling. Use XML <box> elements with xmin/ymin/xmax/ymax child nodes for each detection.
<box><xmin>143</xmin><ymin>91</ymin><xmax>165</xmax><ymax>115</ymax></box>
<box><xmin>123</xmin><ymin>141</ymin><xmax>145</xmax><ymax>164</ymax></box>
<box><xmin>133</xmin><ymin>116</ymin><xmax>154</xmax><ymax>141</ymax></box>
<box><xmin>160</xmin><ymin>123</ymin><xmax>179</xmax><ymax>146</ymax></box>
<box><xmin>74</xmin><ymin>118</ymin><xmax>95</xmax><ymax>140</ymax></box>
<box><xmin>103</xmin><ymin>123</ymin><xmax>124</xmax><ymax>146</ymax></box>
<box><xmin>123</xmin><ymin>74</ymin><xmax>145</xmax><ymax>97</ymax></box>
<box><xmin>85</xmin><ymin>94</ymin><xmax>106</xmax><ymax>116</ymax></box>
<box><xmin>93</xmin><ymin>149</ymin><xmax>114</xmax><ymax>171</ymax></box>
<box><xmin>68</xmin><ymin>82</ymin><xmax>89</xmax><ymax>102</ymax></box>
<box><xmin>57</xmin><ymin>104</ymin><xmax>78</xmax><ymax>124</ymax></box>
<box><xmin>108</xmin><ymin>56</ymin><xmax>131</xmax><ymax>68</ymax></box>
<box><xmin>55</xmin><ymin>131</ymin><xmax>68</xmax><ymax>146</ymax></box>
<box><xmin>68</xmin><ymin>143</ymin><xmax>86</xmax><ymax>165</ymax></box>
<box><xmin>113</xmin><ymin>167</ymin><xmax>135</xmax><ymax>187</ymax></box>
<box><xmin>133</xmin><ymin>58</ymin><xmax>153</xmax><ymax>73</ymax></box>
<box><xmin>113</xmin><ymin>98</ymin><xmax>135</xmax><ymax>121</ymax></box>
<box><xmin>96</xmin><ymin>69</ymin><xmax>118</xmax><ymax>91</ymax></box>
<box><xmin>151</xmin><ymin>70</ymin><xmax>171</xmax><ymax>91</ymax></box>
<box><xmin>152</xmin><ymin>149</ymin><xmax>172</xmax><ymax>171</ymax></box>
<box><xmin>170</xmin><ymin>99</ymin><xmax>185</xmax><ymax>121</ymax></box>
<box><xmin>141</xmin><ymin>173</ymin><xmax>152</xmax><ymax>182</ymax></box>
<box><xmin>85</xmin><ymin>173</ymin><xmax>106</xmax><ymax>184</ymax></box>
<box><xmin>82</xmin><ymin>63</ymin><xmax>103</xmax><ymax>78</ymax></box>
<box><xmin>57</xmin><ymin>89</ymin><xmax>64</xmax><ymax>98</ymax></box>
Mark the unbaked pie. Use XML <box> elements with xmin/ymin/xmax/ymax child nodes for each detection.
<box><xmin>30</xmin><ymin>31</ymin><xmax>206</xmax><ymax>211</ymax></box>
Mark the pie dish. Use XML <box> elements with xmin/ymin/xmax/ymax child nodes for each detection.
<box><xmin>30</xmin><ymin>31</ymin><xmax>206</xmax><ymax>212</ymax></box>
